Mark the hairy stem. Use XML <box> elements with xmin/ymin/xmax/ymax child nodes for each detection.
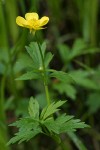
<box><xmin>35</xmin><ymin>34</ymin><xmax>67</xmax><ymax>150</ymax></box>
<box><xmin>35</xmin><ymin>33</ymin><xmax>51</xmax><ymax>105</ymax></box>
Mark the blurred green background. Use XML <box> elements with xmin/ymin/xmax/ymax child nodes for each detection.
<box><xmin>0</xmin><ymin>0</ymin><xmax>100</xmax><ymax>150</ymax></box>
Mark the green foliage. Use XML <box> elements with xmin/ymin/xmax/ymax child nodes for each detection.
<box><xmin>7</xmin><ymin>117</ymin><xmax>42</xmax><ymax>145</ymax></box>
<box><xmin>87</xmin><ymin>92</ymin><xmax>100</xmax><ymax>114</ymax></box>
<box><xmin>16</xmin><ymin>42</ymin><xmax>53</xmax><ymax>81</ymax></box>
<box><xmin>1</xmin><ymin>1</ymin><xmax>99</xmax><ymax>149</ymax></box>
<box><xmin>68</xmin><ymin>132</ymin><xmax>87</xmax><ymax>150</ymax></box>
<box><xmin>69</xmin><ymin>70</ymin><xmax>99</xmax><ymax>90</ymax></box>
<box><xmin>36</xmin><ymin>93</ymin><xmax>47</xmax><ymax>109</ymax></box>
<box><xmin>44</xmin><ymin>52</ymin><xmax>54</xmax><ymax>68</ymax></box>
<box><xmin>7</xmin><ymin>98</ymin><xmax>89</xmax><ymax>145</ymax></box>
<box><xmin>51</xmin><ymin>69</ymin><xmax>99</xmax><ymax>100</ymax></box>
<box><xmin>14</xmin><ymin>53</ymin><xmax>34</xmax><ymax>73</ymax></box>
<box><xmin>57</xmin><ymin>44</ymin><xmax>70</xmax><ymax>63</ymax></box>
<box><xmin>40</xmin><ymin>100</ymin><xmax>66</xmax><ymax>120</ymax></box>
<box><xmin>15</xmin><ymin>98</ymin><xmax>29</xmax><ymax>117</ymax></box>
<box><xmin>50</xmin><ymin>70</ymin><xmax>74</xmax><ymax>84</ymax></box>
<box><xmin>25</xmin><ymin>42</ymin><xmax>46</xmax><ymax>69</ymax></box>
<box><xmin>28</xmin><ymin>97</ymin><xmax>39</xmax><ymax>119</ymax></box>
<box><xmin>68</xmin><ymin>39</ymin><xmax>86</xmax><ymax>60</ymax></box>
<box><xmin>59</xmin><ymin>119</ymin><xmax>88</xmax><ymax>133</ymax></box>
<box><xmin>53</xmin><ymin>82</ymin><xmax>77</xmax><ymax>100</ymax></box>
<box><xmin>16</xmin><ymin>71</ymin><xmax>41</xmax><ymax>80</ymax></box>
<box><xmin>58</xmin><ymin>38</ymin><xmax>100</xmax><ymax>63</ymax></box>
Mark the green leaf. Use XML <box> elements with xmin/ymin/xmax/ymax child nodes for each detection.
<box><xmin>4</xmin><ymin>96</ymin><xmax>14</xmax><ymax>110</ymax></box>
<box><xmin>80</xmin><ymin>47</ymin><xmax>100</xmax><ymax>55</ymax></box>
<box><xmin>87</xmin><ymin>92</ymin><xmax>100</xmax><ymax>114</ymax></box>
<box><xmin>57</xmin><ymin>44</ymin><xmax>70</xmax><ymax>63</ymax></box>
<box><xmin>28</xmin><ymin>97</ymin><xmax>39</xmax><ymax>119</ymax></box>
<box><xmin>41</xmin><ymin>41</ymin><xmax>46</xmax><ymax>56</ymax></box>
<box><xmin>36</xmin><ymin>93</ymin><xmax>47</xmax><ymax>109</ymax></box>
<box><xmin>16</xmin><ymin>71</ymin><xmax>41</xmax><ymax>80</ymax></box>
<box><xmin>53</xmin><ymin>82</ymin><xmax>77</xmax><ymax>100</ymax></box>
<box><xmin>43</xmin><ymin>117</ymin><xmax>60</xmax><ymax>134</ymax></box>
<box><xmin>50</xmin><ymin>70</ymin><xmax>74</xmax><ymax>84</ymax></box>
<box><xmin>55</xmin><ymin>114</ymin><xmax>74</xmax><ymax>125</ymax></box>
<box><xmin>15</xmin><ymin>98</ymin><xmax>29</xmax><ymax>117</ymax></box>
<box><xmin>42</xmin><ymin>113</ymin><xmax>89</xmax><ymax>135</ymax></box>
<box><xmin>60</xmin><ymin>119</ymin><xmax>89</xmax><ymax>133</ymax></box>
<box><xmin>75</xmin><ymin>78</ymin><xmax>98</xmax><ymax>90</ymax></box>
<box><xmin>14</xmin><ymin>53</ymin><xmax>34</xmax><ymax>73</ymax></box>
<box><xmin>26</xmin><ymin>43</ymin><xmax>39</xmax><ymax>65</ymax></box>
<box><xmin>70</xmin><ymin>70</ymin><xmax>98</xmax><ymax>90</ymax></box>
<box><xmin>64</xmin><ymin>38</ymin><xmax>100</xmax><ymax>62</ymax></box>
<box><xmin>25</xmin><ymin>42</ymin><xmax>46</xmax><ymax>69</ymax></box>
<box><xmin>10</xmin><ymin>117</ymin><xmax>38</xmax><ymax>129</ymax></box>
<box><xmin>7</xmin><ymin>117</ymin><xmax>41</xmax><ymax>145</ymax></box>
<box><xmin>40</xmin><ymin>100</ymin><xmax>66</xmax><ymax>120</ymax></box>
<box><xmin>67</xmin><ymin>132</ymin><xmax>88</xmax><ymax>150</ymax></box>
<box><xmin>43</xmin><ymin>114</ymin><xmax>73</xmax><ymax>134</ymax></box>
<box><xmin>40</xmin><ymin>107</ymin><xmax>47</xmax><ymax>120</ymax></box>
<box><xmin>44</xmin><ymin>52</ymin><xmax>53</xmax><ymax>68</ymax></box>
<box><xmin>7</xmin><ymin>127</ymin><xmax>41</xmax><ymax>145</ymax></box>
<box><xmin>68</xmin><ymin>39</ymin><xmax>86</xmax><ymax>60</ymax></box>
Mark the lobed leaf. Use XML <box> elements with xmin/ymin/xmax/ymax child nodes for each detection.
<box><xmin>43</xmin><ymin>114</ymin><xmax>74</xmax><ymax>134</ymax></box>
<box><xmin>40</xmin><ymin>100</ymin><xmax>66</xmax><ymax>120</ymax></box>
<box><xmin>53</xmin><ymin>82</ymin><xmax>77</xmax><ymax>100</ymax></box>
<box><xmin>87</xmin><ymin>92</ymin><xmax>100</xmax><ymax>114</ymax></box>
<box><xmin>44</xmin><ymin>52</ymin><xmax>54</xmax><ymax>68</ymax></box>
<box><xmin>7</xmin><ymin>127</ymin><xmax>41</xmax><ymax>145</ymax></box>
<box><xmin>25</xmin><ymin>42</ymin><xmax>47</xmax><ymax>69</ymax></box>
<box><xmin>57</xmin><ymin>44</ymin><xmax>70</xmax><ymax>63</ymax></box>
<box><xmin>28</xmin><ymin>97</ymin><xmax>39</xmax><ymax>119</ymax></box>
<box><xmin>7</xmin><ymin>117</ymin><xmax>41</xmax><ymax>145</ymax></box>
<box><xmin>70</xmin><ymin>70</ymin><xmax>99</xmax><ymax>90</ymax></box>
<box><xmin>16</xmin><ymin>71</ymin><xmax>41</xmax><ymax>80</ymax></box>
<box><xmin>50</xmin><ymin>70</ymin><xmax>74</xmax><ymax>84</ymax></box>
<box><xmin>60</xmin><ymin>119</ymin><xmax>89</xmax><ymax>133</ymax></box>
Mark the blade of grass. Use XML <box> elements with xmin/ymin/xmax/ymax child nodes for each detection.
<box><xmin>67</xmin><ymin>132</ymin><xmax>87</xmax><ymax>150</ymax></box>
<box><xmin>5</xmin><ymin>0</ymin><xmax>19</xmax><ymax>44</ymax></box>
<box><xmin>0</xmin><ymin>4</ymin><xmax>9</xmax><ymax>48</ymax></box>
<box><xmin>83</xmin><ymin>0</ymin><xmax>99</xmax><ymax>45</ymax></box>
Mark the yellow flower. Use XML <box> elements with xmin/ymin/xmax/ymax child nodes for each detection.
<box><xmin>16</xmin><ymin>12</ymin><xmax>49</xmax><ymax>33</ymax></box>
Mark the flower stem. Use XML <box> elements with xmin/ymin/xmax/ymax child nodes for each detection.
<box><xmin>35</xmin><ymin>33</ymin><xmax>51</xmax><ymax>105</ymax></box>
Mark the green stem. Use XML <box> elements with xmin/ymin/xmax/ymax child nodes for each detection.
<box><xmin>0</xmin><ymin>68</ymin><xmax>10</xmax><ymax>150</ymax></box>
<box><xmin>35</xmin><ymin>33</ymin><xmax>51</xmax><ymax>105</ymax></box>
<box><xmin>52</xmin><ymin>134</ymin><xmax>67</xmax><ymax>150</ymax></box>
<box><xmin>35</xmin><ymin>34</ymin><xmax>68</xmax><ymax>150</ymax></box>
<box><xmin>0</xmin><ymin>73</ymin><xmax>6</xmax><ymax>122</ymax></box>
<box><xmin>60</xmin><ymin>142</ymin><xmax>68</xmax><ymax>150</ymax></box>
<box><xmin>7</xmin><ymin>47</ymin><xmax>17</xmax><ymax>99</ymax></box>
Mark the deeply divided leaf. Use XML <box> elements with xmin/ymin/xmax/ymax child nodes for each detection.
<box><xmin>28</xmin><ymin>97</ymin><xmax>39</xmax><ymax>119</ymax></box>
<box><xmin>50</xmin><ymin>70</ymin><xmax>74</xmax><ymax>84</ymax></box>
<box><xmin>40</xmin><ymin>100</ymin><xmax>66</xmax><ymax>120</ymax></box>
<box><xmin>16</xmin><ymin>71</ymin><xmax>41</xmax><ymax>80</ymax></box>
<box><xmin>25</xmin><ymin>42</ymin><xmax>46</xmax><ymax>69</ymax></box>
<box><xmin>7</xmin><ymin>117</ymin><xmax>41</xmax><ymax>145</ymax></box>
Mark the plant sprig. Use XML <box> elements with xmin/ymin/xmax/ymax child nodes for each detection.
<box><xmin>7</xmin><ymin>97</ymin><xmax>89</xmax><ymax>145</ymax></box>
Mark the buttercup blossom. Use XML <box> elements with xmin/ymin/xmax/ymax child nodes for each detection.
<box><xmin>16</xmin><ymin>12</ymin><xmax>49</xmax><ymax>33</ymax></box>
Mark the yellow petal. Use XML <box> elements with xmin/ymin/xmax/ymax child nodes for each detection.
<box><xmin>16</xmin><ymin>16</ymin><xmax>27</xmax><ymax>27</ymax></box>
<box><xmin>39</xmin><ymin>16</ymin><xmax>49</xmax><ymax>27</ymax></box>
<box><xmin>25</xmin><ymin>12</ymin><xmax>39</xmax><ymax>20</ymax></box>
